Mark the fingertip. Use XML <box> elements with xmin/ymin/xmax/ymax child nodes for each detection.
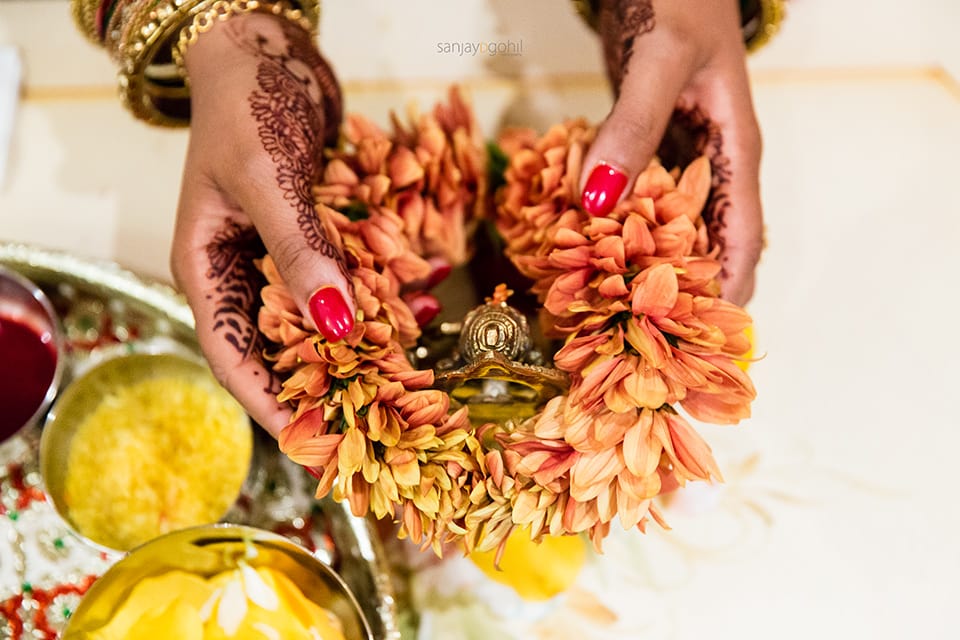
<box><xmin>308</xmin><ymin>285</ymin><xmax>355</xmax><ymax>342</ymax></box>
<box><xmin>406</xmin><ymin>292</ymin><xmax>442</xmax><ymax>327</ymax></box>
<box><xmin>581</xmin><ymin>162</ymin><xmax>629</xmax><ymax>217</ymax></box>
<box><xmin>425</xmin><ymin>258</ymin><xmax>453</xmax><ymax>289</ymax></box>
<box><xmin>580</xmin><ymin>106</ymin><xmax>661</xmax><ymax>217</ymax></box>
<box><xmin>259</xmin><ymin>408</ymin><xmax>293</xmax><ymax>440</ymax></box>
<box><xmin>580</xmin><ymin>51</ymin><xmax>691</xmax><ymax>216</ymax></box>
<box><xmin>718</xmin><ymin>225</ymin><xmax>764</xmax><ymax>308</ymax></box>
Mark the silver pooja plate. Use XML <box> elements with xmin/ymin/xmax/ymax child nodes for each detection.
<box><xmin>0</xmin><ymin>242</ymin><xmax>400</xmax><ymax>640</ymax></box>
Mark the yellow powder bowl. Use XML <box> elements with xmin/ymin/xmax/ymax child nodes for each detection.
<box><xmin>40</xmin><ymin>352</ymin><xmax>253</xmax><ymax>553</ymax></box>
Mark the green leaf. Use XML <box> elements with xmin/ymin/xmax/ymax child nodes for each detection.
<box><xmin>486</xmin><ymin>140</ymin><xmax>509</xmax><ymax>194</ymax></box>
<box><xmin>339</xmin><ymin>200</ymin><xmax>370</xmax><ymax>221</ymax></box>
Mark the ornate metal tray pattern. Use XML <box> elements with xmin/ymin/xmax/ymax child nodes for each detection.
<box><xmin>0</xmin><ymin>242</ymin><xmax>399</xmax><ymax>640</ymax></box>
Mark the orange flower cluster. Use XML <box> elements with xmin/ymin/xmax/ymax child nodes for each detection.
<box><xmin>496</xmin><ymin>120</ymin><xmax>754</xmax><ymax>423</ymax></box>
<box><xmin>259</xmin><ymin>89</ymin><xmax>486</xmax><ymax>553</ymax></box>
<box><xmin>260</xmin><ymin>97</ymin><xmax>757</xmax><ymax>560</ymax></box>
<box><xmin>487</xmin><ymin>120</ymin><xmax>755</xmax><ymax>547</ymax></box>
<box><xmin>315</xmin><ymin>86</ymin><xmax>485</xmax><ymax>271</ymax></box>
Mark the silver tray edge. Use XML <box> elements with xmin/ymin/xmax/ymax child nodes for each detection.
<box><xmin>0</xmin><ymin>241</ymin><xmax>401</xmax><ymax>640</ymax></box>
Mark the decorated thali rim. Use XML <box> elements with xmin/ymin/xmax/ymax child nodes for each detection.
<box><xmin>0</xmin><ymin>241</ymin><xmax>400</xmax><ymax>640</ymax></box>
<box><xmin>0</xmin><ymin>242</ymin><xmax>196</xmax><ymax>347</ymax></box>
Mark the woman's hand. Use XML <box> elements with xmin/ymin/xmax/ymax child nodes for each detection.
<box><xmin>171</xmin><ymin>12</ymin><xmax>351</xmax><ymax>437</ymax></box>
<box><xmin>580</xmin><ymin>0</ymin><xmax>763</xmax><ymax>306</ymax></box>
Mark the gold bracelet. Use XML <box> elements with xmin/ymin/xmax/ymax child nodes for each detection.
<box><xmin>71</xmin><ymin>0</ymin><xmax>105</xmax><ymax>45</ymax></box>
<box><xmin>570</xmin><ymin>0</ymin><xmax>598</xmax><ymax>32</ymax></box>
<box><xmin>70</xmin><ymin>0</ymin><xmax>99</xmax><ymax>44</ymax></box>
<box><xmin>744</xmin><ymin>0</ymin><xmax>787</xmax><ymax>53</ymax></box>
<box><xmin>114</xmin><ymin>0</ymin><xmax>318</xmax><ymax>126</ymax></box>
<box><xmin>570</xmin><ymin>0</ymin><xmax>787</xmax><ymax>54</ymax></box>
<box><xmin>116</xmin><ymin>0</ymin><xmax>201</xmax><ymax>66</ymax></box>
<box><xmin>107</xmin><ymin>0</ymin><xmax>156</xmax><ymax>59</ymax></box>
<box><xmin>116</xmin><ymin>0</ymin><xmax>212</xmax><ymax>126</ymax></box>
<box><xmin>172</xmin><ymin>0</ymin><xmax>315</xmax><ymax>82</ymax></box>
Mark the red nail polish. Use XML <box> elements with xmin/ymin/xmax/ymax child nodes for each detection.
<box><xmin>308</xmin><ymin>286</ymin><xmax>354</xmax><ymax>342</ymax></box>
<box><xmin>304</xmin><ymin>465</ymin><xmax>322</xmax><ymax>480</ymax></box>
<box><xmin>581</xmin><ymin>163</ymin><xmax>628</xmax><ymax>217</ymax></box>
<box><xmin>426</xmin><ymin>262</ymin><xmax>452</xmax><ymax>290</ymax></box>
<box><xmin>411</xmin><ymin>294</ymin><xmax>442</xmax><ymax>327</ymax></box>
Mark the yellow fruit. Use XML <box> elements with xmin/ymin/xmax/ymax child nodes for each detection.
<box><xmin>736</xmin><ymin>325</ymin><xmax>755</xmax><ymax>372</ymax></box>
<box><xmin>470</xmin><ymin>529</ymin><xmax>586</xmax><ymax>601</ymax></box>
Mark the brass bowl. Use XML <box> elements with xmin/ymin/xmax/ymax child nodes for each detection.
<box><xmin>0</xmin><ymin>265</ymin><xmax>64</xmax><ymax>444</ymax></box>
<box><xmin>39</xmin><ymin>352</ymin><xmax>253</xmax><ymax>554</ymax></box>
<box><xmin>62</xmin><ymin>524</ymin><xmax>374</xmax><ymax>639</ymax></box>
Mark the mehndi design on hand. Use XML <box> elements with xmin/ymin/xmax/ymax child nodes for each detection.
<box><xmin>597</xmin><ymin>0</ymin><xmax>655</xmax><ymax>92</ymax></box>
<box><xmin>205</xmin><ymin>218</ymin><xmax>282</xmax><ymax>394</ymax></box>
<box><xmin>224</xmin><ymin>18</ymin><xmax>352</xmax><ymax>293</ymax></box>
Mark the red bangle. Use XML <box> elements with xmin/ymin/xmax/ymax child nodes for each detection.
<box><xmin>96</xmin><ymin>0</ymin><xmax>120</xmax><ymax>41</ymax></box>
<box><xmin>103</xmin><ymin>0</ymin><xmax>138</xmax><ymax>53</ymax></box>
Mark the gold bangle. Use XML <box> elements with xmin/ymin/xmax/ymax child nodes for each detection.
<box><xmin>116</xmin><ymin>0</ymin><xmax>212</xmax><ymax>126</ymax></box>
<box><xmin>107</xmin><ymin>0</ymin><xmax>155</xmax><ymax>58</ymax></box>
<box><xmin>172</xmin><ymin>0</ymin><xmax>315</xmax><ymax>82</ymax></box>
<box><xmin>570</xmin><ymin>0</ymin><xmax>598</xmax><ymax>31</ymax></box>
<box><xmin>115</xmin><ymin>0</ymin><xmax>200</xmax><ymax>66</ymax></box>
<box><xmin>744</xmin><ymin>0</ymin><xmax>787</xmax><ymax>53</ymax></box>
<box><xmin>114</xmin><ymin>0</ymin><xmax>318</xmax><ymax>126</ymax></box>
<box><xmin>71</xmin><ymin>0</ymin><xmax>107</xmax><ymax>45</ymax></box>
<box><xmin>570</xmin><ymin>0</ymin><xmax>787</xmax><ymax>54</ymax></box>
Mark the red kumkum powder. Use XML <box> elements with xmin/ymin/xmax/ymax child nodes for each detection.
<box><xmin>0</xmin><ymin>315</ymin><xmax>58</xmax><ymax>441</ymax></box>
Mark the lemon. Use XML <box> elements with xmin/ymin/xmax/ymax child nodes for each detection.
<box><xmin>470</xmin><ymin>529</ymin><xmax>586</xmax><ymax>601</ymax></box>
<box><xmin>736</xmin><ymin>325</ymin><xmax>755</xmax><ymax>372</ymax></box>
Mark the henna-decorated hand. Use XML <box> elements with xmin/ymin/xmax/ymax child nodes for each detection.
<box><xmin>580</xmin><ymin>0</ymin><xmax>763</xmax><ymax>306</ymax></box>
<box><xmin>171</xmin><ymin>13</ymin><xmax>351</xmax><ymax>437</ymax></box>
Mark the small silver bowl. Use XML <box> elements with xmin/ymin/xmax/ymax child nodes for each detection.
<box><xmin>0</xmin><ymin>265</ymin><xmax>64</xmax><ymax>444</ymax></box>
<box><xmin>40</xmin><ymin>352</ymin><xmax>253</xmax><ymax>554</ymax></box>
<box><xmin>62</xmin><ymin>524</ymin><xmax>373</xmax><ymax>639</ymax></box>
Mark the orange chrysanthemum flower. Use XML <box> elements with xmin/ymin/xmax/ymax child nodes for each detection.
<box><xmin>257</xmin><ymin>91</ymin><xmax>490</xmax><ymax>553</ymax></box>
<box><xmin>494</xmin><ymin>121</ymin><xmax>756</xmax><ymax>425</ymax></box>
<box><xmin>256</xmin><ymin>95</ymin><xmax>757</xmax><ymax>561</ymax></box>
<box><xmin>462</xmin><ymin>394</ymin><xmax>721</xmax><ymax>556</ymax></box>
<box><xmin>263</xmin><ymin>250</ymin><xmax>481</xmax><ymax>554</ymax></box>
<box><xmin>315</xmin><ymin>86</ymin><xmax>484</xmax><ymax>270</ymax></box>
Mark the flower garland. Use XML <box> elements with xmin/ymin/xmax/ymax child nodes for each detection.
<box><xmin>258</xmin><ymin>88</ymin><xmax>755</xmax><ymax>560</ymax></box>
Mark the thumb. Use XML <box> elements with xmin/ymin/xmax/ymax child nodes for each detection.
<box><xmin>580</xmin><ymin>45</ymin><xmax>695</xmax><ymax>217</ymax></box>
<box><xmin>231</xmin><ymin>164</ymin><xmax>356</xmax><ymax>343</ymax></box>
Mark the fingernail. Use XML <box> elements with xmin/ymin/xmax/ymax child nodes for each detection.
<box><xmin>426</xmin><ymin>261</ymin><xmax>452</xmax><ymax>289</ymax></box>
<box><xmin>411</xmin><ymin>294</ymin><xmax>442</xmax><ymax>327</ymax></box>
<box><xmin>581</xmin><ymin>162</ymin><xmax>628</xmax><ymax>217</ymax></box>
<box><xmin>308</xmin><ymin>286</ymin><xmax>354</xmax><ymax>342</ymax></box>
<box><xmin>304</xmin><ymin>466</ymin><xmax>322</xmax><ymax>480</ymax></box>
